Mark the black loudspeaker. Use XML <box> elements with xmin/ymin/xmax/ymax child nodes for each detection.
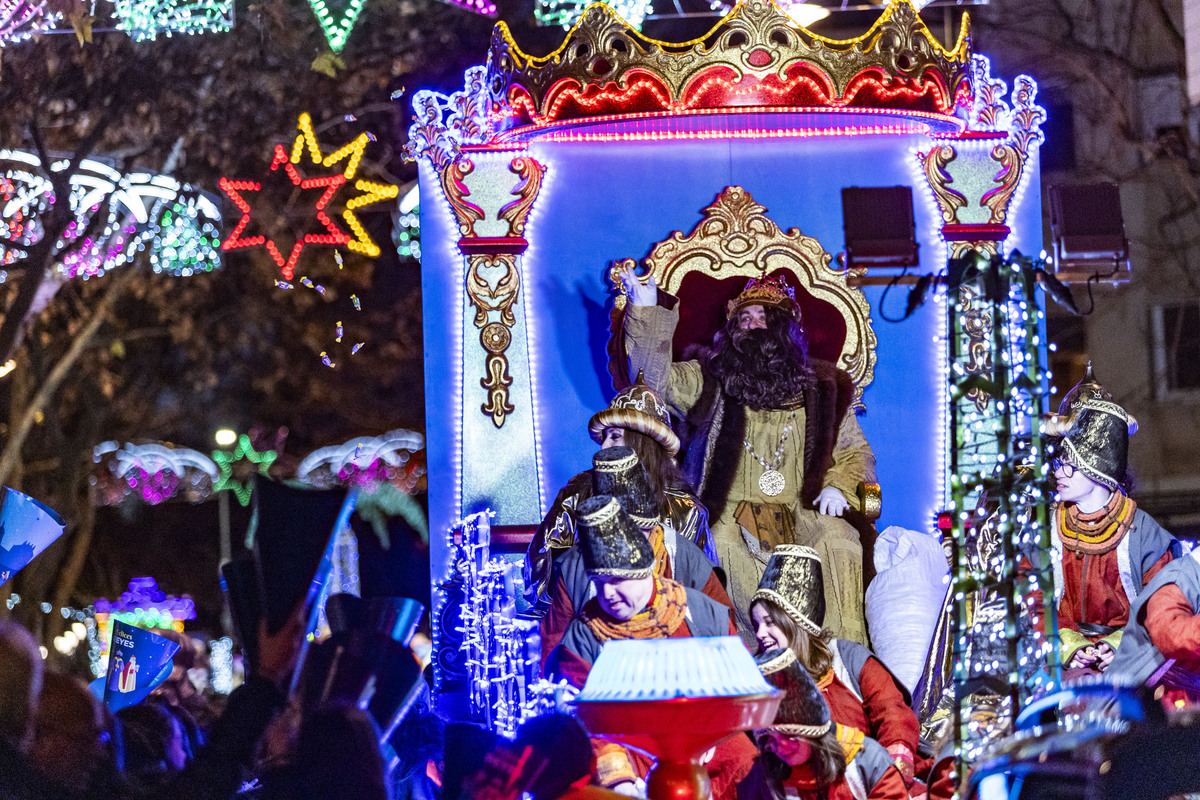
<box><xmin>1048</xmin><ymin>183</ymin><xmax>1129</xmax><ymax>271</ymax></box>
<box><xmin>841</xmin><ymin>186</ymin><xmax>919</xmax><ymax>269</ymax></box>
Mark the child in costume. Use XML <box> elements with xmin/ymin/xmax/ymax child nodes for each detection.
<box><xmin>1039</xmin><ymin>365</ymin><xmax>1180</xmax><ymax>677</ymax></box>
<box><xmin>1108</xmin><ymin>546</ymin><xmax>1200</xmax><ymax>705</ymax></box>
<box><xmin>525</xmin><ymin>374</ymin><xmax>713</xmax><ymax>608</ymax></box>
<box><xmin>740</xmin><ymin>648</ymin><xmax>906</xmax><ymax>800</ymax></box>
<box><xmin>546</xmin><ymin>495</ymin><xmax>756</xmax><ymax>800</ymax></box>
<box><xmin>748</xmin><ymin>545</ymin><xmax>919</xmax><ymax>786</ymax></box>
<box><xmin>538</xmin><ymin>446</ymin><xmax>730</xmax><ymax>661</ymax></box>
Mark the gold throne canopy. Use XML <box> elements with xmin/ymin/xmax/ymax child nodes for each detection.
<box><xmin>608</xmin><ymin>186</ymin><xmax>878</xmax><ymax>412</ymax></box>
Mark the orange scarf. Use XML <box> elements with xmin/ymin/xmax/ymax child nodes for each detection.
<box><xmin>1059</xmin><ymin>493</ymin><xmax>1137</xmax><ymax>556</ymax></box>
<box><xmin>648</xmin><ymin>524</ymin><xmax>669</xmax><ymax>577</ymax></box>
<box><xmin>581</xmin><ymin>577</ymin><xmax>688</xmax><ymax>642</ymax></box>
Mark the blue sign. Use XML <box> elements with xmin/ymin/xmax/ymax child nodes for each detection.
<box><xmin>91</xmin><ymin>620</ymin><xmax>180</xmax><ymax>711</ymax></box>
<box><xmin>0</xmin><ymin>487</ymin><xmax>65</xmax><ymax>585</ymax></box>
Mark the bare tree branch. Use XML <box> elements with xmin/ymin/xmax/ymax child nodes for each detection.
<box><xmin>0</xmin><ymin>269</ymin><xmax>127</xmax><ymax>486</ymax></box>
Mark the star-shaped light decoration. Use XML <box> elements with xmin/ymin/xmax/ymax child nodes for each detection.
<box><xmin>307</xmin><ymin>0</ymin><xmax>366</xmax><ymax>53</ymax></box>
<box><xmin>220</xmin><ymin>113</ymin><xmax>398</xmax><ymax>279</ymax></box>
<box><xmin>211</xmin><ymin>433</ymin><xmax>278</xmax><ymax>506</ymax></box>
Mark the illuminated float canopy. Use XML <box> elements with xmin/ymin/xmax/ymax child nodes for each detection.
<box><xmin>486</xmin><ymin>0</ymin><xmax>969</xmax><ymax>140</ymax></box>
<box><xmin>410</xmin><ymin>0</ymin><xmax>1048</xmax><ymax>736</ymax></box>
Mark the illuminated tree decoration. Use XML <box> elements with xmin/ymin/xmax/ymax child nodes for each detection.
<box><xmin>944</xmin><ymin>251</ymin><xmax>1061</xmax><ymax>776</ymax></box>
<box><xmin>220</xmin><ymin>113</ymin><xmax>398</xmax><ymax>279</ymax></box>
<box><xmin>149</xmin><ymin>197</ymin><xmax>222</xmax><ymax>276</ymax></box>
<box><xmin>0</xmin><ymin>0</ymin><xmax>59</xmax><ymax>47</ymax></box>
<box><xmin>110</xmin><ymin>0</ymin><xmax>233</xmax><ymax>41</ymax></box>
<box><xmin>211</xmin><ymin>433</ymin><xmax>278</xmax><ymax>506</ymax></box>
<box><xmin>0</xmin><ymin>149</ymin><xmax>223</xmax><ymax>281</ymax></box>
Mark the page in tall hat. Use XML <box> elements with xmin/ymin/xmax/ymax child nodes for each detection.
<box><xmin>1040</xmin><ymin>363</ymin><xmax>1180</xmax><ymax>675</ymax></box>
<box><xmin>0</xmin><ymin>487</ymin><xmax>66</xmax><ymax>585</ymax></box>
<box><xmin>89</xmin><ymin>619</ymin><xmax>181</xmax><ymax>712</ymax></box>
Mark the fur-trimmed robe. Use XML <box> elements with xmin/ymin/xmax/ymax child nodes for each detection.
<box><xmin>681</xmin><ymin>359</ymin><xmax>859</xmax><ymax>525</ymax></box>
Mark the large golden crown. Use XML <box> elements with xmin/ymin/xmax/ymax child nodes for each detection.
<box><xmin>485</xmin><ymin>0</ymin><xmax>971</xmax><ymax>134</ymax></box>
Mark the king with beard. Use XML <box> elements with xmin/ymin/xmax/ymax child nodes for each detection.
<box><xmin>619</xmin><ymin>267</ymin><xmax>876</xmax><ymax>646</ymax></box>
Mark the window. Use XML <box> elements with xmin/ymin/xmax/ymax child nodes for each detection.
<box><xmin>1151</xmin><ymin>302</ymin><xmax>1200</xmax><ymax>396</ymax></box>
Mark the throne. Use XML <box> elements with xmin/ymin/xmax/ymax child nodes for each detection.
<box><xmin>607</xmin><ymin>186</ymin><xmax>877</xmax><ymax>410</ymax></box>
<box><xmin>606</xmin><ymin>185</ymin><xmax>882</xmax><ymax>538</ymax></box>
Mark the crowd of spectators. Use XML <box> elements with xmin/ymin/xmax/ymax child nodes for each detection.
<box><xmin>0</xmin><ymin>615</ymin><xmax>607</xmax><ymax>800</ymax></box>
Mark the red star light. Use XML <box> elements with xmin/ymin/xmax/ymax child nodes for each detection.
<box><xmin>220</xmin><ymin>113</ymin><xmax>395</xmax><ymax>279</ymax></box>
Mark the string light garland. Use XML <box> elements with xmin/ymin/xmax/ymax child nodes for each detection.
<box><xmin>110</xmin><ymin>0</ymin><xmax>232</xmax><ymax>41</ymax></box>
<box><xmin>0</xmin><ymin>0</ymin><xmax>58</xmax><ymax>46</ymax></box>
<box><xmin>220</xmin><ymin>113</ymin><xmax>396</xmax><ymax>279</ymax></box>
<box><xmin>945</xmin><ymin>251</ymin><xmax>1061</xmax><ymax>783</ymax></box>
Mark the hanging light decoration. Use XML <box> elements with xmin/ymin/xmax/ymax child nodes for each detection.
<box><xmin>110</xmin><ymin>0</ymin><xmax>233</xmax><ymax>40</ymax></box>
<box><xmin>0</xmin><ymin>0</ymin><xmax>58</xmax><ymax>47</ymax></box>
<box><xmin>0</xmin><ymin>150</ymin><xmax>222</xmax><ymax>280</ymax></box>
<box><xmin>392</xmin><ymin>184</ymin><xmax>420</xmax><ymax>260</ymax></box>
<box><xmin>148</xmin><ymin>197</ymin><xmax>222</xmax><ymax>276</ymax></box>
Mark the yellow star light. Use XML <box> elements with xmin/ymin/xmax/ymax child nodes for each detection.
<box><xmin>287</xmin><ymin>113</ymin><xmax>398</xmax><ymax>258</ymax></box>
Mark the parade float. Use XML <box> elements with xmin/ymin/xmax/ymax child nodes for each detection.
<box><xmin>408</xmin><ymin>0</ymin><xmax>1059</xmax><ymax>772</ymax></box>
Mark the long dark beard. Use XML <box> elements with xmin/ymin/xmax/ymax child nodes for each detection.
<box><xmin>708</xmin><ymin>313</ymin><xmax>815</xmax><ymax>410</ymax></box>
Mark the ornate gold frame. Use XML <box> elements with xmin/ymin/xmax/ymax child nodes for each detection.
<box><xmin>609</xmin><ymin>186</ymin><xmax>877</xmax><ymax>409</ymax></box>
<box><xmin>441</xmin><ymin>154</ymin><xmax>547</xmax><ymax>428</ymax></box>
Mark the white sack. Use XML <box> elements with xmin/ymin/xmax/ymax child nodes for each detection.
<box><xmin>864</xmin><ymin>525</ymin><xmax>949</xmax><ymax>693</ymax></box>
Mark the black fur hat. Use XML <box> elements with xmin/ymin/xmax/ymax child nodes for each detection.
<box><xmin>592</xmin><ymin>446</ymin><xmax>657</xmax><ymax>527</ymax></box>
<box><xmin>577</xmin><ymin>495</ymin><xmax>655</xmax><ymax>579</ymax></box>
